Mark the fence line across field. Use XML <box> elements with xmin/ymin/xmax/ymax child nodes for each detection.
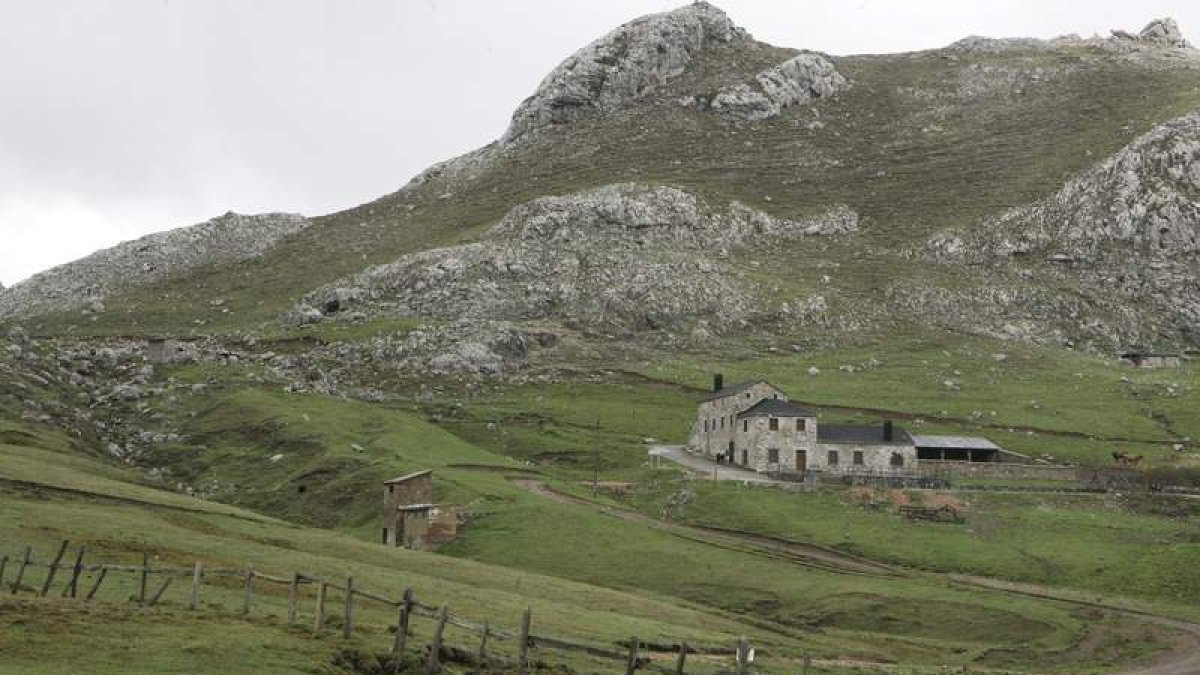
<box><xmin>2</xmin><ymin>539</ymin><xmax>763</xmax><ymax>674</ymax></box>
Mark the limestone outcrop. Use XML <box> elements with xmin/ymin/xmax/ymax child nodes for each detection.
<box><xmin>291</xmin><ymin>183</ymin><xmax>856</xmax><ymax>371</ymax></box>
<box><xmin>922</xmin><ymin>110</ymin><xmax>1200</xmax><ymax>345</ymax></box>
<box><xmin>504</xmin><ymin>2</ymin><xmax>747</xmax><ymax>140</ymax></box>
<box><xmin>1117</xmin><ymin>18</ymin><xmax>1192</xmax><ymax>48</ymax></box>
<box><xmin>0</xmin><ymin>212</ymin><xmax>310</xmax><ymax>320</ymax></box>
<box><xmin>705</xmin><ymin>52</ymin><xmax>848</xmax><ymax>120</ymax></box>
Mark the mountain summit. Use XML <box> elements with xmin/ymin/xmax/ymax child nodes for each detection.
<box><xmin>2</xmin><ymin>3</ymin><xmax>1199</xmax><ymax>364</ymax></box>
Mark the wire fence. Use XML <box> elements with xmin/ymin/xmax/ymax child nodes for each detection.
<box><xmin>1</xmin><ymin>539</ymin><xmax>759</xmax><ymax>674</ymax></box>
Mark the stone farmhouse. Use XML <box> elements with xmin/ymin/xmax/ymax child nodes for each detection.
<box><xmin>688</xmin><ymin>376</ymin><xmax>918</xmax><ymax>474</ymax></box>
<box><xmin>382</xmin><ymin>470</ymin><xmax>458</xmax><ymax>550</ymax></box>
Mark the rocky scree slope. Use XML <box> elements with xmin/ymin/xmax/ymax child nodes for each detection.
<box><xmin>289</xmin><ymin>184</ymin><xmax>855</xmax><ymax>373</ymax></box>
<box><xmin>913</xmin><ymin>109</ymin><xmax>1200</xmax><ymax>346</ymax></box>
<box><xmin>0</xmin><ymin>212</ymin><xmax>310</xmax><ymax>321</ymax></box>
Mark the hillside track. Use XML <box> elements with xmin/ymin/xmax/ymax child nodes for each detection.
<box><xmin>509</xmin><ymin>479</ymin><xmax>899</xmax><ymax>577</ymax></box>
<box><xmin>512</xmin><ymin>478</ymin><xmax>1200</xmax><ymax>675</ymax></box>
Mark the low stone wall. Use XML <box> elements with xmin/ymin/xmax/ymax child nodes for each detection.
<box><xmin>917</xmin><ymin>460</ymin><xmax>1079</xmax><ymax>482</ymax></box>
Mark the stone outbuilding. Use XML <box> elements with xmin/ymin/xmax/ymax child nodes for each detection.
<box><xmin>383</xmin><ymin>470</ymin><xmax>433</xmax><ymax>549</ymax></box>
<box><xmin>688</xmin><ymin>375</ymin><xmax>917</xmax><ymax>475</ymax></box>
<box><xmin>382</xmin><ymin>469</ymin><xmax>458</xmax><ymax>550</ymax></box>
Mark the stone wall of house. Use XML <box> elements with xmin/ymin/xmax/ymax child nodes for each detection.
<box><xmin>815</xmin><ymin>442</ymin><xmax>918</xmax><ymax>474</ymax></box>
<box><xmin>917</xmin><ymin>460</ymin><xmax>1079</xmax><ymax>481</ymax></box>
<box><xmin>400</xmin><ymin>509</ymin><xmax>430</xmax><ymax>549</ymax></box>
<box><xmin>738</xmin><ymin>414</ymin><xmax>817</xmax><ymax>472</ymax></box>
<box><xmin>688</xmin><ymin>382</ymin><xmax>786</xmax><ymax>459</ymax></box>
<box><xmin>428</xmin><ymin>506</ymin><xmax>459</xmax><ymax>545</ymax></box>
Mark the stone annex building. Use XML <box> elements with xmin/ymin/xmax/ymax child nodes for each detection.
<box><xmin>688</xmin><ymin>376</ymin><xmax>918</xmax><ymax>474</ymax></box>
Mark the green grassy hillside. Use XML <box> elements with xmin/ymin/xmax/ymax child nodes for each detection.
<box><xmin>4</xmin><ymin>396</ymin><xmax>1192</xmax><ymax>672</ymax></box>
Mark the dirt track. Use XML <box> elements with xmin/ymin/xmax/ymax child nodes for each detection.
<box><xmin>512</xmin><ymin>478</ymin><xmax>1200</xmax><ymax>675</ymax></box>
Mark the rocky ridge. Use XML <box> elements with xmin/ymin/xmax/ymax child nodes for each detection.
<box><xmin>949</xmin><ymin>18</ymin><xmax>1194</xmax><ymax>54</ymax></box>
<box><xmin>0</xmin><ymin>211</ymin><xmax>310</xmax><ymax>321</ymax></box>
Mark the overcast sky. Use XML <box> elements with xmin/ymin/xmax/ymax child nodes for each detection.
<box><xmin>1</xmin><ymin>0</ymin><xmax>1197</xmax><ymax>286</ymax></box>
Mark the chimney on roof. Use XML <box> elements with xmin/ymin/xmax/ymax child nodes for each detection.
<box><xmin>713</xmin><ymin>373</ymin><xmax>724</xmax><ymax>392</ymax></box>
<box><xmin>883</xmin><ymin>420</ymin><xmax>894</xmax><ymax>442</ymax></box>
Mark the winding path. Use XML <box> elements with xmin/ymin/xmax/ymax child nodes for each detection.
<box><xmin>510</xmin><ymin>474</ymin><xmax>1200</xmax><ymax>674</ymax></box>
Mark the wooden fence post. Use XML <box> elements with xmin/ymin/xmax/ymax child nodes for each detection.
<box><xmin>477</xmin><ymin>620</ymin><xmax>489</xmax><ymax>665</ymax></box>
<box><xmin>800</xmin><ymin>653</ymin><xmax>811</xmax><ymax>674</ymax></box>
<box><xmin>735</xmin><ymin>636</ymin><xmax>750</xmax><ymax>675</ymax></box>
<box><xmin>393</xmin><ymin>588</ymin><xmax>413</xmax><ymax>658</ymax></box>
<box><xmin>138</xmin><ymin>552</ymin><xmax>149</xmax><ymax>603</ymax></box>
<box><xmin>424</xmin><ymin>604</ymin><xmax>448</xmax><ymax>675</ymax></box>
<box><xmin>313</xmin><ymin>582</ymin><xmax>327</xmax><ymax>634</ymax></box>
<box><xmin>148</xmin><ymin>576</ymin><xmax>173</xmax><ymax>606</ymax></box>
<box><xmin>625</xmin><ymin>636</ymin><xmax>640</xmax><ymax>675</ymax></box>
<box><xmin>62</xmin><ymin>546</ymin><xmax>85</xmax><ymax>598</ymax></box>
<box><xmin>287</xmin><ymin>573</ymin><xmax>299</xmax><ymax>626</ymax></box>
<box><xmin>0</xmin><ymin>554</ymin><xmax>7</xmax><ymax>589</ymax></box>
<box><xmin>85</xmin><ymin>568</ymin><xmax>108</xmax><ymax>601</ymax></box>
<box><xmin>11</xmin><ymin>546</ymin><xmax>31</xmax><ymax>594</ymax></box>
<box><xmin>189</xmin><ymin>562</ymin><xmax>202</xmax><ymax>610</ymax></box>
<box><xmin>342</xmin><ymin>576</ymin><xmax>354</xmax><ymax>639</ymax></box>
<box><xmin>518</xmin><ymin>606</ymin><xmax>532</xmax><ymax>671</ymax></box>
<box><xmin>242</xmin><ymin>565</ymin><xmax>253</xmax><ymax>616</ymax></box>
<box><xmin>675</xmin><ymin>642</ymin><xmax>688</xmax><ymax>675</ymax></box>
<box><xmin>40</xmin><ymin>540</ymin><xmax>69</xmax><ymax>597</ymax></box>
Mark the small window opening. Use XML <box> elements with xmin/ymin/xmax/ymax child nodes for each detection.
<box><xmin>742</xmin><ymin>420</ymin><xmax>748</xmax><ymax>432</ymax></box>
<box><xmin>853</xmin><ymin>451</ymin><xmax>864</xmax><ymax>466</ymax></box>
<box><xmin>769</xmin><ymin>418</ymin><xmax>779</xmax><ymax>431</ymax></box>
<box><xmin>767</xmin><ymin>448</ymin><xmax>779</xmax><ymax>463</ymax></box>
<box><xmin>796</xmin><ymin>419</ymin><xmax>806</xmax><ymax>431</ymax></box>
<box><xmin>828</xmin><ymin>450</ymin><xmax>839</xmax><ymax>465</ymax></box>
<box><xmin>891</xmin><ymin>453</ymin><xmax>905</xmax><ymax>467</ymax></box>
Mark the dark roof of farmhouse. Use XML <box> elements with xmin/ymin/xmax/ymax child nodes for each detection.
<box><xmin>818</xmin><ymin>424</ymin><xmax>913</xmax><ymax>445</ymax></box>
<box><xmin>736</xmin><ymin>398</ymin><xmax>817</xmax><ymax>418</ymax></box>
<box><xmin>700</xmin><ymin>379</ymin><xmax>781</xmax><ymax>402</ymax></box>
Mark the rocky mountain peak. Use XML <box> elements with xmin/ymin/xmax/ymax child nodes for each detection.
<box><xmin>1138</xmin><ymin>18</ymin><xmax>1191</xmax><ymax>48</ymax></box>
<box><xmin>503</xmin><ymin>1</ymin><xmax>747</xmax><ymax>141</ymax></box>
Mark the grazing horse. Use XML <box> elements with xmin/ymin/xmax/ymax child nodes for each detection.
<box><xmin>1112</xmin><ymin>450</ymin><xmax>1130</xmax><ymax>464</ymax></box>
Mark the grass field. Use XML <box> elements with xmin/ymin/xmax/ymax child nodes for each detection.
<box><xmin>624</xmin><ymin>475</ymin><xmax>1200</xmax><ymax>618</ymax></box>
<box><xmin>5</xmin><ymin>401</ymin><xmax>1189</xmax><ymax>672</ymax></box>
<box><xmin>0</xmin><ymin>432</ymin><xmax>782</xmax><ymax>674</ymax></box>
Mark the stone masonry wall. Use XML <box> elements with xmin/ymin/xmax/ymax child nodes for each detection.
<box><xmin>917</xmin><ymin>460</ymin><xmax>1080</xmax><ymax>481</ymax></box>
<box><xmin>814</xmin><ymin>442</ymin><xmax>918</xmax><ymax>474</ymax></box>
<box><xmin>688</xmin><ymin>382</ymin><xmax>786</xmax><ymax>459</ymax></box>
<box><xmin>739</xmin><ymin>415</ymin><xmax>817</xmax><ymax>472</ymax></box>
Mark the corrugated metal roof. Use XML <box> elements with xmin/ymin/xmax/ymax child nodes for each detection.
<box><xmin>736</xmin><ymin>398</ymin><xmax>817</xmax><ymax>418</ymax></box>
<box><xmin>911</xmin><ymin>435</ymin><xmax>1001</xmax><ymax>451</ymax></box>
